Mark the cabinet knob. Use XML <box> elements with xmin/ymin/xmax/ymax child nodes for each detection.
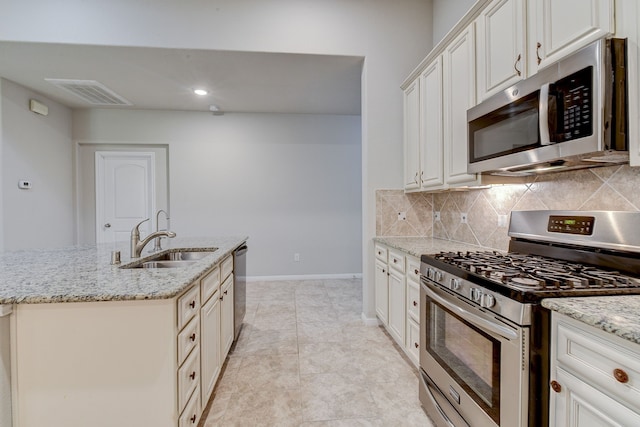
<box><xmin>414</xmin><ymin>342</ymin><xmax>419</xmax><ymax>349</ymax></box>
<box><xmin>189</xmin><ymin>371</ymin><xmax>196</xmax><ymax>380</ymax></box>
<box><xmin>413</xmin><ymin>300</ymin><xmax>418</xmax><ymax>307</ymax></box>
<box><xmin>189</xmin><ymin>301</ymin><xmax>196</xmax><ymax>309</ymax></box>
<box><xmin>190</xmin><ymin>333</ymin><xmax>196</xmax><ymax>342</ymax></box>
<box><xmin>220</xmin><ymin>295</ymin><xmax>224</xmax><ymax>301</ymax></box>
<box><xmin>550</xmin><ymin>380</ymin><xmax>562</xmax><ymax>393</ymax></box>
<box><xmin>414</xmin><ymin>269</ymin><xmax>419</xmax><ymax>275</ymax></box>
<box><xmin>190</xmin><ymin>415</ymin><xmax>197</xmax><ymax>423</ymax></box>
<box><xmin>224</xmin><ymin>290</ymin><xmax>228</xmax><ymax>295</ymax></box>
<box><xmin>613</xmin><ymin>368</ymin><xmax>629</xmax><ymax>384</ymax></box>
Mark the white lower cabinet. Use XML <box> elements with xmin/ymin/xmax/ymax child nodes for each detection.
<box><xmin>220</xmin><ymin>274</ymin><xmax>235</xmax><ymax>359</ymax></box>
<box><xmin>12</xmin><ymin>253</ymin><xmax>237</xmax><ymax>427</ymax></box>
<box><xmin>200</xmin><ymin>288</ymin><xmax>221</xmax><ymax>405</ymax></box>
<box><xmin>373</xmin><ymin>243</ymin><xmax>421</xmax><ymax>367</ymax></box>
<box><xmin>550</xmin><ymin>313</ymin><xmax>640</xmax><ymax>427</ymax></box>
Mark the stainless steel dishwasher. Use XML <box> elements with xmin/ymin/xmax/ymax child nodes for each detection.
<box><xmin>233</xmin><ymin>244</ymin><xmax>247</xmax><ymax>340</ymax></box>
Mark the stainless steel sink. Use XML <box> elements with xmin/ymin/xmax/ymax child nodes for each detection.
<box><xmin>121</xmin><ymin>248</ymin><xmax>217</xmax><ymax>269</ymax></box>
<box><xmin>140</xmin><ymin>260</ymin><xmax>199</xmax><ymax>269</ymax></box>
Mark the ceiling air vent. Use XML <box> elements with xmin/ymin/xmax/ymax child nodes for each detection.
<box><xmin>44</xmin><ymin>79</ymin><xmax>132</xmax><ymax>106</ymax></box>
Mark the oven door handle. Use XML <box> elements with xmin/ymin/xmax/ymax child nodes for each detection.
<box><xmin>423</xmin><ymin>283</ymin><xmax>518</xmax><ymax>340</ymax></box>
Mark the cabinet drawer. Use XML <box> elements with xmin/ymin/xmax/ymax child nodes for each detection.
<box><xmin>201</xmin><ymin>265</ymin><xmax>220</xmax><ymax>304</ymax></box>
<box><xmin>375</xmin><ymin>245</ymin><xmax>388</xmax><ymax>262</ymax></box>
<box><xmin>388</xmin><ymin>250</ymin><xmax>405</xmax><ymax>273</ymax></box>
<box><xmin>177</xmin><ymin>285</ymin><xmax>200</xmax><ymax>331</ymax></box>
<box><xmin>221</xmin><ymin>255</ymin><xmax>233</xmax><ymax>281</ymax></box>
<box><xmin>406</xmin><ymin>256</ymin><xmax>420</xmax><ymax>281</ymax></box>
<box><xmin>178</xmin><ymin>345</ymin><xmax>200</xmax><ymax>413</ymax></box>
<box><xmin>179</xmin><ymin>385</ymin><xmax>201</xmax><ymax>427</ymax></box>
<box><xmin>406</xmin><ymin>278</ymin><xmax>420</xmax><ymax>323</ymax></box>
<box><xmin>554</xmin><ymin>314</ymin><xmax>640</xmax><ymax>412</ymax></box>
<box><xmin>406</xmin><ymin>318</ymin><xmax>420</xmax><ymax>367</ymax></box>
<box><xmin>178</xmin><ymin>315</ymin><xmax>199</xmax><ymax>366</ymax></box>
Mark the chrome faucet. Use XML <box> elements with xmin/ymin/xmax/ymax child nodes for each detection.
<box><xmin>130</xmin><ymin>218</ymin><xmax>176</xmax><ymax>258</ymax></box>
<box><xmin>153</xmin><ymin>209</ymin><xmax>170</xmax><ymax>252</ymax></box>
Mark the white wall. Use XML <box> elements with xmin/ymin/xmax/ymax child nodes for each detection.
<box><xmin>73</xmin><ymin>109</ymin><xmax>362</xmax><ymax>277</ymax></box>
<box><xmin>0</xmin><ymin>0</ymin><xmax>433</xmax><ymax>318</ymax></box>
<box><xmin>433</xmin><ymin>0</ymin><xmax>477</xmax><ymax>45</ymax></box>
<box><xmin>0</xmin><ymin>79</ymin><xmax>74</xmax><ymax>250</ymax></box>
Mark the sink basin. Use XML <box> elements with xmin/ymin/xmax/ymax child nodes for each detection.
<box><xmin>120</xmin><ymin>248</ymin><xmax>217</xmax><ymax>269</ymax></box>
<box><xmin>140</xmin><ymin>260</ymin><xmax>199</xmax><ymax>269</ymax></box>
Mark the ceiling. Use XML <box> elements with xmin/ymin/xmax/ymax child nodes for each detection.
<box><xmin>0</xmin><ymin>41</ymin><xmax>363</xmax><ymax>115</ymax></box>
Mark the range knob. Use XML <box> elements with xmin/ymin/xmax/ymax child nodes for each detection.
<box><xmin>470</xmin><ymin>288</ymin><xmax>482</xmax><ymax>302</ymax></box>
<box><xmin>481</xmin><ymin>293</ymin><xmax>496</xmax><ymax>308</ymax></box>
<box><xmin>449</xmin><ymin>278</ymin><xmax>461</xmax><ymax>290</ymax></box>
<box><xmin>434</xmin><ymin>270</ymin><xmax>444</xmax><ymax>282</ymax></box>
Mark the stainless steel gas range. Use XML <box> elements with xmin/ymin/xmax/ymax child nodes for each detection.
<box><xmin>419</xmin><ymin>210</ymin><xmax>640</xmax><ymax>427</ymax></box>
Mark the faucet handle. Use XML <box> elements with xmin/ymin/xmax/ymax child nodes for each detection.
<box><xmin>132</xmin><ymin>218</ymin><xmax>150</xmax><ymax>236</ymax></box>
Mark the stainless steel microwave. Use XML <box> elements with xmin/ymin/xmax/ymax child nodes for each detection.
<box><xmin>467</xmin><ymin>38</ymin><xmax>628</xmax><ymax>176</ymax></box>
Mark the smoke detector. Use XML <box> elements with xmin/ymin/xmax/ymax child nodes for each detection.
<box><xmin>44</xmin><ymin>79</ymin><xmax>132</xmax><ymax>106</ymax></box>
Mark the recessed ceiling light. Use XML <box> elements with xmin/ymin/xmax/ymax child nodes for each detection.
<box><xmin>193</xmin><ymin>89</ymin><xmax>208</xmax><ymax>96</ymax></box>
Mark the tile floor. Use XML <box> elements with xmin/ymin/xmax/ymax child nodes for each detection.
<box><xmin>200</xmin><ymin>278</ymin><xmax>433</xmax><ymax>426</ymax></box>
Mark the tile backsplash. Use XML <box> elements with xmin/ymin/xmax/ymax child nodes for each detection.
<box><xmin>376</xmin><ymin>165</ymin><xmax>640</xmax><ymax>251</ymax></box>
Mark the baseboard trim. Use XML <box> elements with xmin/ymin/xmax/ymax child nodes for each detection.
<box><xmin>361</xmin><ymin>312</ymin><xmax>380</xmax><ymax>326</ymax></box>
<box><xmin>247</xmin><ymin>273</ymin><xmax>362</xmax><ymax>282</ymax></box>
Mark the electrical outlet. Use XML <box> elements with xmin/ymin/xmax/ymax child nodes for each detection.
<box><xmin>497</xmin><ymin>214</ymin><xmax>508</xmax><ymax>227</ymax></box>
<box><xmin>460</xmin><ymin>212</ymin><xmax>468</xmax><ymax>224</ymax></box>
<box><xmin>434</xmin><ymin>211</ymin><xmax>441</xmax><ymax>221</ymax></box>
<box><xmin>398</xmin><ymin>212</ymin><xmax>407</xmax><ymax>221</ymax></box>
<box><xmin>294</xmin><ymin>253</ymin><xmax>300</xmax><ymax>262</ymax></box>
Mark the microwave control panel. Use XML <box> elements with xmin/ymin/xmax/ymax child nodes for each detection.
<box><xmin>547</xmin><ymin>215</ymin><xmax>595</xmax><ymax>235</ymax></box>
<box><xmin>554</xmin><ymin>66</ymin><xmax>593</xmax><ymax>142</ymax></box>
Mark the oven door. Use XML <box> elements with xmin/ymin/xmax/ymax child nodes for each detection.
<box><xmin>419</xmin><ymin>279</ymin><xmax>529</xmax><ymax>427</ymax></box>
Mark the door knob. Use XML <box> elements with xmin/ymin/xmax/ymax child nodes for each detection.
<box><xmin>104</xmin><ymin>223</ymin><xmax>111</xmax><ymax>228</ymax></box>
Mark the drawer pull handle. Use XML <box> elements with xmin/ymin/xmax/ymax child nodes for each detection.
<box><xmin>189</xmin><ymin>301</ymin><xmax>196</xmax><ymax>309</ymax></box>
<box><xmin>550</xmin><ymin>380</ymin><xmax>561</xmax><ymax>393</ymax></box>
<box><xmin>190</xmin><ymin>415</ymin><xmax>197</xmax><ymax>423</ymax></box>
<box><xmin>614</xmin><ymin>368</ymin><xmax>629</xmax><ymax>384</ymax></box>
<box><xmin>189</xmin><ymin>371</ymin><xmax>196</xmax><ymax>380</ymax></box>
<box><xmin>414</xmin><ymin>342</ymin><xmax>419</xmax><ymax>349</ymax></box>
<box><xmin>189</xmin><ymin>333</ymin><xmax>196</xmax><ymax>342</ymax></box>
<box><xmin>413</xmin><ymin>301</ymin><xmax>418</xmax><ymax>307</ymax></box>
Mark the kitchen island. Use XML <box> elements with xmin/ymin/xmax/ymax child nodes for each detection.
<box><xmin>1</xmin><ymin>236</ymin><xmax>247</xmax><ymax>427</ymax></box>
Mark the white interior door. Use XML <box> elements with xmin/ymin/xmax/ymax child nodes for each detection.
<box><xmin>95</xmin><ymin>152</ymin><xmax>156</xmax><ymax>244</ymax></box>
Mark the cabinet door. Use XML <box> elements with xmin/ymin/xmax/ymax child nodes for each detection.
<box><xmin>476</xmin><ymin>0</ymin><xmax>526</xmax><ymax>100</ymax></box>
<box><xmin>443</xmin><ymin>23</ymin><xmax>480</xmax><ymax>187</ymax></box>
<box><xmin>406</xmin><ymin>318</ymin><xmax>420</xmax><ymax>367</ymax></box>
<box><xmin>200</xmin><ymin>291</ymin><xmax>221</xmax><ymax>405</ymax></box>
<box><xmin>551</xmin><ymin>367</ymin><xmax>640</xmax><ymax>427</ymax></box>
<box><xmin>374</xmin><ymin>259</ymin><xmax>389</xmax><ymax>325</ymax></box>
<box><xmin>420</xmin><ymin>57</ymin><xmax>445</xmax><ymax>190</ymax></box>
<box><xmin>387</xmin><ymin>269</ymin><xmax>405</xmax><ymax>345</ymax></box>
<box><xmin>404</xmin><ymin>78</ymin><xmax>421</xmax><ymax>191</ymax></box>
<box><xmin>220</xmin><ymin>275</ymin><xmax>234</xmax><ymax>359</ymax></box>
<box><xmin>533</xmin><ymin>0</ymin><xmax>614</xmax><ymax>71</ymax></box>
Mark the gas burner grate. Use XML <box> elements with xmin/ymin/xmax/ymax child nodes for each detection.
<box><xmin>434</xmin><ymin>251</ymin><xmax>640</xmax><ymax>292</ymax></box>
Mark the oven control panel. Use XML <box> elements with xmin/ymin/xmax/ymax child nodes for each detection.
<box><xmin>547</xmin><ymin>215</ymin><xmax>595</xmax><ymax>235</ymax></box>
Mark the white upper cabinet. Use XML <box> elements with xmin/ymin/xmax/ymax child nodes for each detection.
<box><xmin>476</xmin><ymin>0</ymin><xmax>527</xmax><ymax>101</ymax></box>
<box><xmin>403</xmin><ymin>78</ymin><xmax>421</xmax><ymax>191</ymax></box>
<box><xmin>420</xmin><ymin>57</ymin><xmax>445</xmax><ymax>190</ymax></box>
<box><xmin>531</xmin><ymin>0</ymin><xmax>614</xmax><ymax>72</ymax></box>
<box><xmin>403</xmin><ymin>56</ymin><xmax>445</xmax><ymax>192</ymax></box>
<box><xmin>443</xmin><ymin>23</ymin><xmax>481</xmax><ymax>186</ymax></box>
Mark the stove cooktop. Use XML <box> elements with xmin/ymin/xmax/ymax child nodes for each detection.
<box><xmin>422</xmin><ymin>250</ymin><xmax>640</xmax><ymax>301</ymax></box>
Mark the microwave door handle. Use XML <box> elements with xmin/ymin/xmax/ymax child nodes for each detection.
<box><xmin>539</xmin><ymin>83</ymin><xmax>553</xmax><ymax>145</ymax></box>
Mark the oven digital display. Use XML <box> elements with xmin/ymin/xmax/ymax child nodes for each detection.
<box><xmin>547</xmin><ymin>215</ymin><xmax>595</xmax><ymax>235</ymax></box>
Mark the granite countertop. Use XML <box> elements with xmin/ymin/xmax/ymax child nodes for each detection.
<box><xmin>0</xmin><ymin>236</ymin><xmax>247</xmax><ymax>304</ymax></box>
<box><xmin>542</xmin><ymin>296</ymin><xmax>640</xmax><ymax>345</ymax></box>
<box><xmin>374</xmin><ymin>236</ymin><xmax>490</xmax><ymax>258</ymax></box>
